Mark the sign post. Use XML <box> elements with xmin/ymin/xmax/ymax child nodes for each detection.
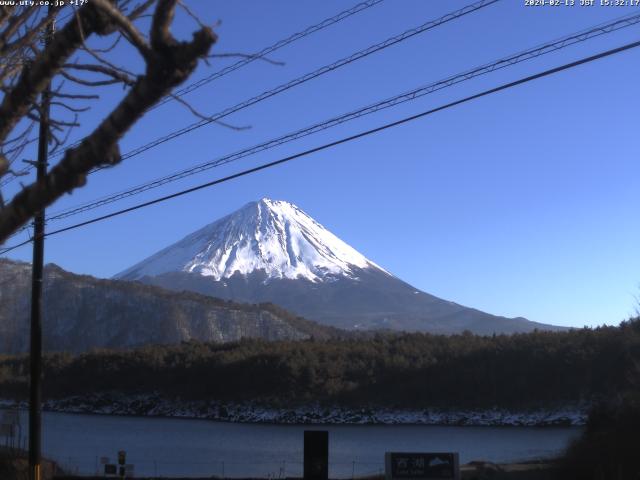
<box><xmin>104</xmin><ymin>451</ymin><xmax>133</xmax><ymax>478</ymax></box>
<box><xmin>117</xmin><ymin>451</ymin><xmax>127</xmax><ymax>479</ymax></box>
<box><xmin>304</xmin><ymin>431</ymin><xmax>328</xmax><ymax>480</ymax></box>
<box><xmin>385</xmin><ymin>452</ymin><xmax>460</xmax><ymax>480</ymax></box>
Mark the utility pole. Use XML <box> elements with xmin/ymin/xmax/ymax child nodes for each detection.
<box><xmin>29</xmin><ymin>8</ymin><xmax>54</xmax><ymax>480</ymax></box>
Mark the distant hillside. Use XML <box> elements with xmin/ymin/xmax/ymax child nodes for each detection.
<box><xmin>0</xmin><ymin>259</ymin><xmax>342</xmax><ymax>354</ymax></box>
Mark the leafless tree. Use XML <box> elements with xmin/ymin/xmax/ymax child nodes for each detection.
<box><xmin>0</xmin><ymin>0</ymin><xmax>217</xmax><ymax>244</ymax></box>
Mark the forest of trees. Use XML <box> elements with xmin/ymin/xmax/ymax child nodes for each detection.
<box><xmin>1</xmin><ymin>318</ymin><xmax>638</xmax><ymax>410</ymax></box>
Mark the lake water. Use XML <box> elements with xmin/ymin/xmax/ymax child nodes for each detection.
<box><xmin>4</xmin><ymin>410</ymin><xmax>581</xmax><ymax>478</ymax></box>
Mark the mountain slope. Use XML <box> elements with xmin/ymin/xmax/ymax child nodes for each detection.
<box><xmin>0</xmin><ymin>259</ymin><xmax>340</xmax><ymax>354</ymax></box>
<box><xmin>116</xmin><ymin>198</ymin><xmax>562</xmax><ymax>334</ymax></box>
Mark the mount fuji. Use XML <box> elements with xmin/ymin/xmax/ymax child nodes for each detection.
<box><xmin>116</xmin><ymin>198</ymin><xmax>560</xmax><ymax>334</ymax></box>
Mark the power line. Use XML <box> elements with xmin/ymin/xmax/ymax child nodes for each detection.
<box><xmin>0</xmin><ymin>237</ymin><xmax>31</xmax><ymax>255</ymax></box>
<box><xmin>113</xmin><ymin>0</ymin><xmax>499</xmax><ymax>163</ymax></box>
<box><xmin>0</xmin><ymin>0</ymin><xmax>497</xmax><ymax>189</ymax></box>
<box><xmin>154</xmin><ymin>0</ymin><xmax>386</xmax><ymax>109</ymax></box>
<box><xmin>4</xmin><ymin>8</ymin><xmax>639</xmax><ymax>246</ymax></box>
<box><xmin>41</xmin><ymin>10</ymin><xmax>640</xmax><ymax>224</ymax></box>
<box><xmin>0</xmin><ymin>0</ymin><xmax>386</xmax><ymax>187</ymax></box>
<box><xmin>2</xmin><ymin>36</ymin><xmax>637</xmax><ymax>254</ymax></box>
<box><xmin>43</xmin><ymin>0</ymin><xmax>485</xmax><ymax>183</ymax></box>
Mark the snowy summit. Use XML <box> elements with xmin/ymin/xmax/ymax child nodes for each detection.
<box><xmin>115</xmin><ymin>198</ymin><xmax>389</xmax><ymax>283</ymax></box>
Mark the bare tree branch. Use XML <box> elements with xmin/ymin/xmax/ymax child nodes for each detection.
<box><xmin>0</xmin><ymin>0</ymin><xmax>216</xmax><ymax>242</ymax></box>
<box><xmin>0</xmin><ymin>154</ymin><xmax>7</xmax><ymax>179</ymax></box>
<box><xmin>1</xmin><ymin>120</ymin><xmax>35</xmax><ymax>148</ymax></box>
<box><xmin>50</xmin><ymin>101</ymin><xmax>91</xmax><ymax>113</ymax></box>
<box><xmin>0</xmin><ymin>8</ymin><xmax>56</xmax><ymax>58</ymax></box>
<box><xmin>177</xmin><ymin>0</ymin><xmax>207</xmax><ymax>30</ymax></box>
<box><xmin>0</xmin><ymin>6</ymin><xmax>17</xmax><ymax>27</ymax></box>
<box><xmin>150</xmin><ymin>0</ymin><xmax>177</xmax><ymax>48</ymax></box>
<box><xmin>63</xmin><ymin>63</ymin><xmax>135</xmax><ymax>86</ymax></box>
<box><xmin>128</xmin><ymin>0</ymin><xmax>157</xmax><ymax>21</ymax></box>
<box><xmin>60</xmin><ymin>69</ymin><xmax>123</xmax><ymax>87</ymax></box>
<box><xmin>93</xmin><ymin>0</ymin><xmax>152</xmax><ymax>60</ymax></box>
<box><xmin>0</xmin><ymin>7</ymin><xmax>36</xmax><ymax>48</ymax></box>
<box><xmin>52</xmin><ymin>91</ymin><xmax>100</xmax><ymax>100</ymax></box>
<box><xmin>168</xmin><ymin>92</ymin><xmax>251</xmax><ymax>131</ymax></box>
<box><xmin>85</xmin><ymin>31</ymin><xmax>122</xmax><ymax>53</ymax></box>
<box><xmin>0</xmin><ymin>2</ymin><xmax>117</xmax><ymax>144</ymax></box>
<box><xmin>50</xmin><ymin>117</ymin><xmax>78</xmax><ymax>154</ymax></box>
<box><xmin>2</xmin><ymin>167</ymin><xmax>29</xmax><ymax>180</ymax></box>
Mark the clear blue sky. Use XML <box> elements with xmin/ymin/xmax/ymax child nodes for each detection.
<box><xmin>3</xmin><ymin>0</ymin><xmax>640</xmax><ymax>328</ymax></box>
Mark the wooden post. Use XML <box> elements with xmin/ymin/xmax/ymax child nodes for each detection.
<box><xmin>29</xmin><ymin>8</ymin><xmax>54</xmax><ymax>480</ymax></box>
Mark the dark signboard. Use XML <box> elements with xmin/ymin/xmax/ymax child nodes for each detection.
<box><xmin>385</xmin><ymin>452</ymin><xmax>459</xmax><ymax>480</ymax></box>
<box><xmin>104</xmin><ymin>464</ymin><xmax>117</xmax><ymax>475</ymax></box>
<box><xmin>304</xmin><ymin>430</ymin><xmax>328</xmax><ymax>480</ymax></box>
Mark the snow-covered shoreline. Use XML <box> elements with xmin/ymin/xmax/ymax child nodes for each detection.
<box><xmin>0</xmin><ymin>394</ymin><xmax>587</xmax><ymax>427</ymax></box>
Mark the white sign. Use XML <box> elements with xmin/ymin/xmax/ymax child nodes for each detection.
<box><xmin>385</xmin><ymin>452</ymin><xmax>460</xmax><ymax>480</ymax></box>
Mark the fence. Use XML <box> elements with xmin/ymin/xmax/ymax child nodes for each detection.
<box><xmin>54</xmin><ymin>457</ymin><xmax>385</xmax><ymax>479</ymax></box>
<box><xmin>1</xmin><ymin>408</ymin><xmax>25</xmax><ymax>452</ymax></box>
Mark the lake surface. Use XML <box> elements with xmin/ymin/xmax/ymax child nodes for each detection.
<box><xmin>4</xmin><ymin>410</ymin><xmax>581</xmax><ymax>478</ymax></box>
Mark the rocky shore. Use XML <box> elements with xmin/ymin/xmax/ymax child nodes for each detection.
<box><xmin>0</xmin><ymin>394</ymin><xmax>587</xmax><ymax>426</ymax></box>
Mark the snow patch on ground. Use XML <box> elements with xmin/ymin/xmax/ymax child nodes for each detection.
<box><xmin>0</xmin><ymin>395</ymin><xmax>587</xmax><ymax>426</ymax></box>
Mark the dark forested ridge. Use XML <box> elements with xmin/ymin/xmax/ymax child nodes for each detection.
<box><xmin>1</xmin><ymin>318</ymin><xmax>638</xmax><ymax>410</ymax></box>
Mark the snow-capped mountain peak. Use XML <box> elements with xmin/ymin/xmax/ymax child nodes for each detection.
<box><xmin>115</xmin><ymin>198</ymin><xmax>389</xmax><ymax>283</ymax></box>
